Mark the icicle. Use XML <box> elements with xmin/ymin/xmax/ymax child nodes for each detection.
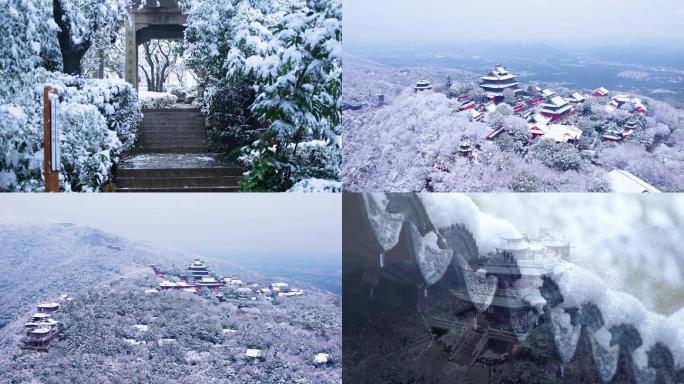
<box><xmin>424</xmin><ymin>287</ymin><xmax>428</xmax><ymax>298</ymax></box>
<box><xmin>369</xmin><ymin>286</ymin><xmax>375</xmax><ymax>298</ymax></box>
<box><xmin>589</xmin><ymin>328</ymin><xmax>619</xmax><ymax>383</ymax></box>
<box><xmin>379</xmin><ymin>252</ymin><xmax>385</xmax><ymax>268</ymax></box>
<box><xmin>549</xmin><ymin>307</ymin><xmax>582</xmax><ymax>365</ymax></box>
<box><xmin>363</xmin><ymin>194</ymin><xmax>404</xmax><ymax>252</ymax></box>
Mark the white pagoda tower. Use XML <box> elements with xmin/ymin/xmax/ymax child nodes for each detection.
<box><xmin>479</xmin><ymin>66</ymin><xmax>520</xmax><ymax>100</ymax></box>
<box><xmin>187</xmin><ymin>259</ymin><xmax>210</xmax><ymax>279</ymax></box>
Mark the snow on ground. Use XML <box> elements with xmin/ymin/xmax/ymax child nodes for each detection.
<box><xmin>139</xmin><ymin>91</ymin><xmax>178</xmax><ymax>109</ymax></box>
<box><xmin>119</xmin><ymin>153</ymin><xmax>233</xmax><ymax>169</ymax></box>
<box><xmin>288</xmin><ymin>178</ymin><xmax>342</xmax><ymax>193</ymax></box>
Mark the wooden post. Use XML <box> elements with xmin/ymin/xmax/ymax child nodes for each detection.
<box><xmin>43</xmin><ymin>86</ymin><xmax>59</xmax><ymax>192</ymax></box>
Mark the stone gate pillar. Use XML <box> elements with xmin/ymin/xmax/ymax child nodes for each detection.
<box><xmin>125</xmin><ymin>14</ymin><xmax>138</xmax><ymax>89</ymax></box>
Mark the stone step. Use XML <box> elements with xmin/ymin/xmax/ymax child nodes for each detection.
<box><xmin>116</xmin><ymin>175</ymin><xmax>241</xmax><ymax>189</ymax></box>
<box><xmin>141</xmin><ymin>131</ymin><xmax>207</xmax><ymax>138</ymax></box>
<box><xmin>140</xmin><ymin>141</ymin><xmax>208</xmax><ymax>147</ymax></box>
<box><xmin>136</xmin><ymin>109</ymin><xmax>209</xmax><ymax>154</ymax></box>
<box><xmin>118</xmin><ymin>166</ymin><xmax>242</xmax><ymax>179</ymax></box>
<box><xmin>140</xmin><ymin>145</ymin><xmax>209</xmax><ymax>152</ymax></box>
<box><xmin>139</xmin><ymin>124</ymin><xmax>206</xmax><ymax>130</ymax></box>
<box><xmin>115</xmin><ymin>153</ymin><xmax>241</xmax><ymax>192</ymax></box>
<box><xmin>141</xmin><ymin>136</ymin><xmax>207</xmax><ymax>142</ymax></box>
<box><xmin>116</xmin><ymin>186</ymin><xmax>239</xmax><ymax>192</ymax></box>
<box><xmin>140</xmin><ymin>136</ymin><xmax>207</xmax><ymax>142</ymax></box>
<box><xmin>134</xmin><ymin>146</ymin><xmax>209</xmax><ymax>154</ymax></box>
<box><xmin>142</xmin><ymin>111</ymin><xmax>203</xmax><ymax>115</ymax></box>
<box><xmin>140</xmin><ymin>124</ymin><xmax>205</xmax><ymax>129</ymax></box>
<box><xmin>140</xmin><ymin>117</ymin><xmax>205</xmax><ymax>122</ymax></box>
<box><xmin>141</xmin><ymin>126</ymin><xmax>206</xmax><ymax>131</ymax></box>
<box><xmin>141</xmin><ymin>108</ymin><xmax>202</xmax><ymax>114</ymax></box>
<box><xmin>143</xmin><ymin>116</ymin><xmax>204</xmax><ymax>124</ymax></box>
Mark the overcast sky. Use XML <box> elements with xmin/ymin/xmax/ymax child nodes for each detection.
<box><xmin>344</xmin><ymin>0</ymin><xmax>684</xmax><ymax>49</ymax></box>
<box><xmin>0</xmin><ymin>194</ymin><xmax>340</xmax><ymax>262</ymax></box>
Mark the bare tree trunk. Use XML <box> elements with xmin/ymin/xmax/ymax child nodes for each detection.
<box><xmin>139</xmin><ymin>41</ymin><xmax>179</xmax><ymax>92</ymax></box>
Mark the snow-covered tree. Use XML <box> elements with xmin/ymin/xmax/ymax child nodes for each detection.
<box><xmin>53</xmin><ymin>0</ymin><xmax>132</xmax><ymax>74</ymax></box>
<box><xmin>502</xmin><ymin>115</ymin><xmax>531</xmax><ymax>145</ymax></box>
<box><xmin>0</xmin><ymin>0</ymin><xmax>141</xmax><ymax>191</ymax></box>
<box><xmin>529</xmin><ymin>139</ymin><xmax>584</xmax><ymax>172</ymax></box>
<box><xmin>502</xmin><ymin>88</ymin><xmax>516</xmax><ymax>104</ymax></box>
<box><xmin>182</xmin><ymin>0</ymin><xmax>342</xmax><ymax>191</ymax></box>
<box><xmin>138</xmin><ymin>40</ymin><xmax>184</xmax><ymax>92</ymax></box>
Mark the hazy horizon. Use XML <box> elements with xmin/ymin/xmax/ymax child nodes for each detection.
<box><xmin>0</xmin><ymin>194</ymin><xmax>341</xmax><ymax>263</ymax></box>
<box><xmin>344</xmin><ymin>0</ymin><xmax>684</xmax><ymax>51</ymax></box>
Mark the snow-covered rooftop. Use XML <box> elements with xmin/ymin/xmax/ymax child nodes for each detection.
<box><xmin>571</xmin><ymin>92</ymin><xmax>586</xmax><ymax>102</ymax></box>
<box><xmin>480</xmin><ymin>66</ymin><xmax>516</xmax><ymax>81</ymax></box>
<box><xmin>314</xmin><ymin>353</ymin><xmax>330</xmax><ymax>364</ymax></box>
<box><xmin>594</xmin><ymin>87</ymin><xmax>609</xmax><ymax>95</ymax></box>
<box><xmin>480</xmin><ymin>82</ymin><xmax>520</xmax><ymax>89</ymax></box>
<box><xmin>542</xmin><ymin>89</ymin><xmax>556</xmax><ymax>97</ymax></box>
<box><xmin>545</xmin><ymin>96</ymin><xmax>569</xmax><ymax>108</ymax></box>
<box><xmin>530</xmin><ymin>123</ymin><xmax>582</xmax><ymax>143</ymax></box>
<box><xmin>608</xmin><ymin>169</ymin><xmax>661</xmax><ymax>193</ymax></box>
<box><xmin>246</xmin><ymin>349</ymin><xmax>264</xmax><ymax>358</ymax></box>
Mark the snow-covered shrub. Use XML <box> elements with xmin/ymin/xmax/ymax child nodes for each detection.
<box><xmin>58</xmin><ymin>75</ymin><xmax>142</xmax><ymax>153</ymax></box>
<box><xmin>58</xmin><ymin>103</ymin><xmax>120</xmax><ymax>191</ymax></box>
<box><xmin>0</xmin><ymin>0</ymin><xmax>141</xmax><ymax>191</ymax></box>
<box><xmin>0</xmin><ymin>104</ymin><xmax>43</xmax><ymax>191</ymax></box>
<box><xmin>288</xmin><ymin>178</ymin><xmax>342</xmax><ymax>192</ymax></box>
<box><xmin>238</xmin><ymin>133</ymin><xmax>293</xmax><ymax>192</ymax></box>
<box><xmin>509</xmin><ymin>171</ymin><xmax>540</xmax><ymax>192</ymax></box>
<box><xmin>291</xmin><ymin>140</ymin><xmax>341</xmax><ymax>182</ymax></box>
<box><xmin>199</xmin><ymin>81</ymin><xmax>258</xmax><ymax>158</ymax></box>
<box><xmin>529</xmin><ymin>139</ymin><xmax>585</xmax><ymax>172</ymax></box>
<box><xmin>0</xmin><ymin>73</ymin><xmax>140</xmax><ymax>191</ymax></box>
<box><xmin>166</xmin><ymin>84</ymin><xmax>195</xmax><ymax>103</ymax></box>
<box><xmin>139</xmin><ymin>90</ymin><xmax>178</xmax><ymax>109</ymax></box>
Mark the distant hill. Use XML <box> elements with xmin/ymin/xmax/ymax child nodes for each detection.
<box><xmin>0</xmin><ymin>224</ymin><xmax>341</xmax><ymax>383</ymax></box>
<box><xmin>0</xmin><ymin>223</ymin><xmax>171</xmax><ymax>329</ymax></box>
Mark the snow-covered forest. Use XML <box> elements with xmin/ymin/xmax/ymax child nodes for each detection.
<box><xmin>342</xmin><ymin>55</ymin><xmax>684</xmax><ymax>192</ymax></box>
<box><xmin>0</xmin><ymin>223</ymin><xmax>341</xmax><ymax>382</ymax></box>
<box><xmin>0</xmin><ymin>0</ymin><xmax>341</xmax><ymax>192</ymax></box>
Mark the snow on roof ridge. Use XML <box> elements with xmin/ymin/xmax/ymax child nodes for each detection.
<box><xmin>418</xmin><ymin>193</ymin><xmax>521</xmax><ymax>255</ymax></box>
<box><xmin>552</xmin><ymin>261</ymin><xmax>684</xmax><ymax>370</ymax></box>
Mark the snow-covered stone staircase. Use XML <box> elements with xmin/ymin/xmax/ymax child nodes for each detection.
<box><xmin>137</xmin><ymin>108</ymin><xmax>207</xmax><ymax>153</ymax></box>
<box><xmin>449</xmin><ymin>328</ymin><xmax>482</xmax><ymax>366</ymax></box>
<box><xmin>115</xmin><ymin>155</ymin><xmax>242</xmax><ymax>192</ymax></box>
<box><xmin>115</xmin><ymin>108</ymin><xmax>241</xmax><ymax>192</ymax></box>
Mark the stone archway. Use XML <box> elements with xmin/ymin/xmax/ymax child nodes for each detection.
<box><xmin>125</xmin><ymin>0</ymin><xmax>187</xmax><ymax>89</ymax></box>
